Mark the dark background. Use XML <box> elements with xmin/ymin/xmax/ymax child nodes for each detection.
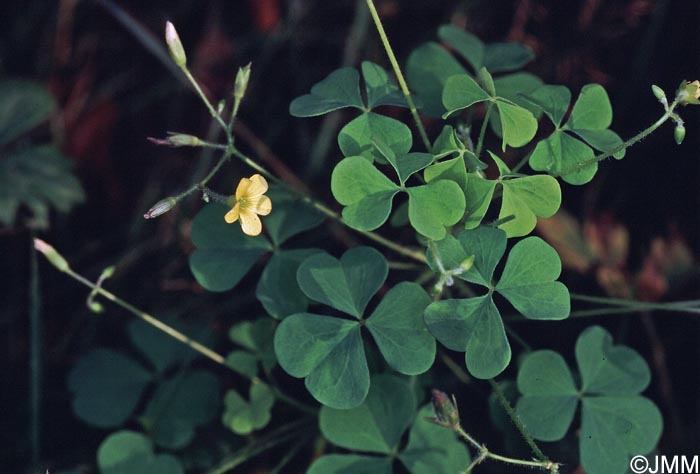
<box><xmin>1</xmin><ymin>0</ymin><xmax>699</xmax><ymax>473</ymax></box>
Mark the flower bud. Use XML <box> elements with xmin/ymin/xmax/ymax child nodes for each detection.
<box><xmin>148</xmin><ymin>133</ymin><xmax>202</xmax><ymax>147</ymax></box>
<box><xmin>431</xmin><ymin>389</ymin><xmax>460</xmax><ymax>427</ymax></box>
<box><xmin>34</xmin><ymin>238</ymin><xmax>70</xmax><ymax>272</ymax></box>
<box><xmin>651</xmin><ymin>85</ymin><xmax>666</xmax><ymax>101</ymax></box>
<box><xmin>459</xmin><ymin>255</ymin><xmax>475</xmax><ymax>272</ymax></box>
<box><xmin>144</xmin><ymin>197</ymin><xmax>177</xmax><ymax>219</ymax></box>
<box><xmin>234</xmin><ymin>63</ymin><xmax>252</xmax><ymax>100</ymax></box>
<box><xmin>165</xmin><ymin>21</ymin><xmax>187</xmax><ymax>68</ymax></box>
<box><xmin>674</xmin><ymin>124</ymin><xmax>686</xmax><ymax>145</ymax></box>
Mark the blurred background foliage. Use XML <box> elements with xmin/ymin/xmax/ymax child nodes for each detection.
<box><xmin>1</xmin><ymin>0</ymin><xmax>698</xmax><ymax>473</ymax></box>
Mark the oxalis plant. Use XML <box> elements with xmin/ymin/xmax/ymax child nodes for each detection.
<box><xmin>35</xmin><ymin>2</ymin><xmax>700</xmax><ymax>474</ymax></box>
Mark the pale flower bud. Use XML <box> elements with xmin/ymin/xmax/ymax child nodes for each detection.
<box><xmin>234</xmin><ymin>63</ymin><xmax>252</xmax><ymax>100</ymax></box>
<box><xmin>34</xmin><ymin>238</ymin><xmax>70</xmax><ymax>272</ymax></box>
<box><xmin>165</xmin><ymin>21</ymin><xmax>187</xmax><ymax>68</ymax></box>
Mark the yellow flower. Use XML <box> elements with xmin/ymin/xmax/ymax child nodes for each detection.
<box><xmin>225</xmin><ymin>174</ymin><xmax>272</xmax><ymax>236</ymax></box>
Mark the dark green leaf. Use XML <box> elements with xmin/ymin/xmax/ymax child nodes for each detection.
<box><xmin>290</xmin><ymin>68</ymin><xmax>364</xmax><ymax>117</ymax></box>
<box><xmin>407</xmin><ymin>42</ymin><xmax>467</xmax><ymax>117</ymax></box>
<box><xmin>529</xmin><ymin>130</ymin><xmax>597</xmax><ymax>185</ymax></box>
<box><xmin>407</xmin><ymin>180</ymin><xmax>466</xmax><ymax>240</ymax></box>
<box><xmin>437</xmin><ymin>25</ymin><xmax>484</xmax><ymax>71</ymax></box>
<box><xmin>442</xmin><ymin>74</ymin><xmax>490</xmax><ymax>117</ymax></box>
<box><xmin>188</xmin><ymin>204</ymin><xmax>271</xmax><ymax>292</ymax></box>
<box><xmin>0</xmin><ymin>80</ymin><xmax>55</xmax><ymax>146</ymax></box>
<box><xmin>308</xmin><ymin>455</ymin><xmax>393</xmax><ymax>474</ymax></box>
<box><xmin>338</xmin><ymin>112</ymin><xmax>412</xmax><ymax>163</ymax></box>
<box><xmin>263</xmin><ymin>187</ymin><xmax>325</xmax><ymax>246</ymax></box>
<box><xmin>97</xmin><ymin>430</ymin><xmax>184</xmax><ymax>474</ymax></box>
<box><xmin>463</xmin><ymin>174</ymin><xmax>496</xmax><ymax>229</ymax></box>
<box><xmin>456</xmin><ymin>226</ymin><xmax>506</xmax><ymax>286</ymax></box>
<box><xmin>483</xmin><ymin>42</ymin><xmax>535</xmax><ymax>73</ymax></box>
<box><xmin>362</xmin><ymin>61</ymin><xmax>408</xmax><ymax>109</ymax></box>
<box><xmin>522</xmin><ymin>85</ymin><xmax>572</xmax><ymax>127</ymax></box>
<box><xmin>67</xmin><ymin>349</ymin><xmax>153</xmax><ymax>428</ymax></box>
<box><xmin>222</xmin><ymin>381</ymin><xmax>275</xmax><ymax>435</ymax></box>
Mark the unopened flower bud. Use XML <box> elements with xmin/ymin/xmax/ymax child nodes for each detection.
<box><xmin>34</xmin><ymin>238</ymin><xmax>70</xmax><ymax>272</ymax></box>
<box><xmin>234</xmin><ymin>63</ymin><xmax>252</xmax><ymax>100</ymax></box>
<box><xmin>431</xmin><ymin>389</ymin><xmax>460</xmax><ymax>427</ymax></box>
<box><xmin>165</xmin><ymin>22</ymin><xmax>187</xmax><ymax>68</ymax></box>
<box><xmin>674</xmin><ymin>123</ymin><xmax>686</xmax><ymax>145</ymax></box>
<box><xmin>459</xmin><ymin>255</ymin><xmax>475</xmax><ymax>272</ymax></box>
<box><xmin>651</xmin><ymin>85</ymin><xmax>666</xmax><ymax>101</ymax></box>
<box><xmin>147</xmin><ymin>133</ymin><xmax>202</xmax><ymax>147</ymax></box>
<box><xmin>144</xmin><ymin>197</ymin><xmax>177</xmax><ymax>219</ymax></box>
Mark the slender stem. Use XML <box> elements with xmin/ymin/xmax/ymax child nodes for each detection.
<box><xmin>199</xmin><ymin>151</ymin><xmax>231</xmax><ymax>187</ymax></box>
<box><xmin>365</xmin><ymin>0</ymin><xmax>431</xmax><ymax>151</ymax></box>
<box><xmin>183</xmin><ymin>69</ymin><xmax>230</xmax><ymax>133</ymax></box>
<box><xmin>268</xmin><ymin>435</ymin><xmax>311</xmax><ymax>474</ymax></box>
<box><xmin>555</xmin><ymin>101</ymin><xmax>678</xmax><ymax>177</ymax></box>
<box><xmin>475</xmin><ymin>103</ymin><xmax>493</xmax><ymax>159</ymax></box>
<box><xmin>440</xmin><ymin>352</ymin><xmax>471</xmax><ymax>384</ymax></box>
<box><xmin>29</xmin><ymin>232</ymin><xmax>41</xmax><ymax>470</ymax></box>
<box><xmin>570</xmin><ymin>293</ymin><xmax>700</xmax><ymax>315</ymax></box>
<box><xmin>488</xmin><ymin>379</ymin><xmax>548</xmax><ymax>462</ymax></box>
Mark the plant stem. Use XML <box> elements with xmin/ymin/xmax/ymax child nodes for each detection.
<box><xmin>364</xmin><ymin>0</ymin><xmax>431</xmax><ymax>152</ymax></box>
<box><xmin>475</xmin><ymin>103</ymin><xmax>493</xmax><ymax>159</ymax></box>
<box><xmin>555</xmin><ymin>100</ymin><xmax>679</xmax><ymax>177</ymax></box>
<box><xmin>29</xmin><ymin>232</ymin><xmax>41</xmax><ymax>471</ymax></box>
<box><xmin>440</xmin><ymin>352</ymin><xmax>471</xmax><ymax>384</ymax></box>
<box><xmin>570</xmin><ymin>293</ymin><xmax>700</xmax><ymax>315</ymax></box>
<box><xmin>199</xmin><ymin>152</ymin><xmax>231</xmax><ymax>187</ymax></box>
<box><xmin>183</xmin><ymin>69</ymin><xmax>230</xmax><ymax>133</ymax></box>
<box><xmin>488</xmin><ymin>379</ymin><xmax>548</xmax><ymax>462</ymax></box>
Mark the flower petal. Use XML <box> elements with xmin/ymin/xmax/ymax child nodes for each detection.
<box><xmin>249</xmin><ymin>195</ymin><xmax>272</xmax><ymax>216</ymax></box>
<box><xmin>246</xmin><ymin>174</ymin><xmax>269</xmax><ymax>198</ymax></box>
<box><xmin>235</xmin><ymin>178</ymin><xmax>252</xmax><ymax>200</ymax></box>
<box><xmin>239</xmin><ymin>210</ymin><xmax>262</xmax><ymax>236</ymax></box>
<box><xmin>224</xmin><ymin>202</ymin><xmax>241</xmax><ymax>223</ymax></box>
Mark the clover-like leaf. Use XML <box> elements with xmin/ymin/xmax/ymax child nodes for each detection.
<box><xmin>188</xmin><ymin>204</ymin><xmax>272</xmax><ymax>292</ymax></box>
<box><xmin>222</xmin><ymin>381</ymin><xmax>275</xmax><ymax>435</ymax></box>
<box><xmin>499</xmin><ymin>174</ymin><xmax>561</xmax><ymax>237</ymax></box>
<box><xmin>516</xmin><ymin>326</ymin><xmax>663</xmax><ymax>474</ymax></box>
<box><xmin>430</xmin><ymin>126</ymin><xmax>487</xmax><ymax>172</ymax></box>
<box><xmin>225</xmin><ymin>350</ymin><xmax>259</xmax><ymax>378</ymax></box>
<box><xmin>406</xmin><ymin>180</ymin><xmax>466</xmax><ymax>240</ymax></box>
<box><xmin>424</xmin><ymin>295</ymin><xmax>510</xmax><ymax>379</ymax></box>
<box><xmin>495</xmin><ymin>100</ymin><xmax>538</xmax><ymax>150</ymax></box>
<box><xmin>527</xmin><ymin>84</ymin><xmax>625</xmax><ymax>185</ymax></box>
<box><xmin>442</xmin><ymin>74</ymin><xmax>490</xmax><ymax>116</ymax></box>
<box><xmin>275</xmin><ymin>313</ymin><xmax>367</xmax><ymax>408</ymax></box>
<box><xmin>361</xmin><ymin>61</ymin><xmax>408</xmax><ymax>109</ymax></box>
<box><xmin>67</xmin><ymin>349</ymin><xmax>153</xmax><ymax>428</ymax></box>
<box><xmin>263</xmin><ymin>187</ymin><xmax>325</xmax><ymax>246</ymax></box>
<box><xmin>97</xmin><ymin>430</ymin><xmax>183</xmax><ymax>474</ymax></box>
<box><xmin>464</xmin><ymin>174</ymin><xmax>497</xmax><ymax>229</ymax></box>
<box><xmin>290</xmin><ymin>67</ymin><xmax>364</xmax><ymax>116</ymax></box>
<box><xmin>338</xmin><ymin>112</ymin><xmax>413</xmax><ymax>163</ymax></box>
<box><xmin>496</xmin><ymin>237</ymin><xmax>570</xmax><ymax>320</ymax></box>
<box><xmin>366</xmin><ymin>282</ymin><xmax>435</xmax><ymax>375</ymax></box>
<box><xmin>296</xmin><ymin>247</ymin><xmax>388</xmax><ymax>318</ymax></box>
<box><xmin>424</xmin><ymin>156</ymin><xmax>467</xmax><ymax>192</ymax></box>
<box><xmin>141</xmin><ymin>370</ymin><xmax>220</xmax><ymax>449</ymax></box>
<box><xmin>331</xmin><ymin>156</ymin><xmax>400</xmax><ymax>231</ymax></box>
<box><xmin>456</xmin><ymin>225</ymin><xmax>506</xmax><ymax>286</ymax></box>
<box><xmin>228</xmin><ymin>317</ymin><xmax>277</xmax><ymax>372</ymax></box>
<box><xmin>319</xmin><ymin>375</ymin><xmax>416</xmax><ymax>454</ymax></box>
<box><xmin>256</xmin><ymin>249</ymin><xmax>324</xmax><ymax>319</ymax></box>
<box><xmin>407</xmin><ymin>42</ymin><xmax>468</xmax><ymax>117</ymax></box>
<box><xmin>308</xmin><ymin>455</ymin><xmax>393</xmax><ymax>474</ymax></box>
<box><xmin>0</xmin><ymin>80</ymin><xmax>56</xmax><ymax>146</ymax></box>
<box><xmin>373</xmin><ymin>137</ymin><xmax>433</xmax><ymax>185</ymax></box>
<box><xmin>399</xmin><ymin>405</ymin><xmax>472</xmax><ymax>474</ymax></box>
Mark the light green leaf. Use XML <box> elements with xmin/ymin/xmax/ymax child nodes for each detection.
<box><xmin>575</xmin><ymin>326</ymin><xmax>651</xmax><ymax>395</ymax></box>
<box><xmin>495</xmin><ymin>100</ymin><xmax>538</xmax><ymax>150</ymax></box>
<box><xmin>580</xmin><ymin>397</ymin><xmax>662</xmax><ymax>474</ymax></box>
<box><xmin>308</xmin><ymin>455</ymin><xmax>393</xmax><ymax>474</ymax></box>
<box><xmin>496</xmin><ymin>237</ymin><xmax>570</xmax><ymax>320</ymax></box>
<box><xmin>426</xmin><ymin>234</ymin><xmax>469</xmax><ymax>273</ymax></box>
<box><xmin>442</xmin><ymin>74</ymin><xmax>490</xmax><ymax>117</ymax></box>
<box><xmin>437</xmin><ymin>25</ymin><xmax>484</xmax><ymax>71</ymax></box>
<box><xmin>67</xmin><ymin>349</ymin><xmax>153</xmax><ymax>428</ymax></box>
<box><xmin>338</xmin><ymin>112</ymin><xmax>413</xmax><ymax>163</ymax></box>
<box><xmin>256</xmin><ymin>249</ymin><xmax>323</xmax><ymax>319</ymax></box>
<box><xmin>498</xmin><ymin>174</ymin><xmax>562</xmax><ymax>237</ymax></box>
<box><xmin>423</xmin><ymin>156</ymin><xmax>467</xmax><ymax>192</ymax></box>
<box><xmin>188</xmin><ymin>204</ymin><xmax>272</xmax><ymax>292</ymax></box>
<box><xmin>229</xmin><ymin>318</ymin><xmax>277</xmax><ymax>372</ymax></box>
<box><xmin>331</xmin><ymin>156</ymin><xmax>400</xmax><ymax>231</ymax></box>
<box><xmin>407</xmin><ymin>42</ymin><xmax>467</xmax><ymax>117</ymax></box>
<box><xmin>222</xmin><ymin>381</ymin><xmax>275</xmax><ymax>435</ymax></box>
<box><xmin>362</xmin><ymin>61</ymin><xmax>407</xmax><ymax>109</ymax></box>
<box><xmin>0</xmin><ymin>80</ymin><xmax>56</xmax><ymax>146</ymax></box>
<box><xmin>424</xmin><ymin>295</ymin><xmax>511</xmax><ymax>379</ymax></box>
<box><xmin>263</xmin><ymin>187</ymin><xmax>325</xmax><ymax>246</ymax></box>
<box><xmin>274</xmin><ymin>313</ymin><xmax>368</xmax><ymax>408</ymax></box>
<box><xmin>225</xmin><ymin>350</ymin><xmax>259</xmax><ymax>378</ymax></box>
<box><xmin>431</xmin><ymin>125</ymin><xmax>462</xmax><ymax>159</ymax></box>
<box><xmin>366</xmin><ymin>282</ymin><xmax>435</xmax><ymax>375</ymax></box>
<box><xmin>290</xmin><ymin>67</ymin><xmax>364</xmax><ymax>116</ymax></box>
<box><xmin>407</xmin><ymin>180</ymin><xmax>466</xmax><ymax>240</ymax></box>
<box><xmin>456</xmin><ymin>226</ymin><xmax>506</xmax><ymax>286</ymax></box>
<box><xmin>373</xmin><ymin>137</ymin><xmax>433</xmax><ymax>184</ymax></box>
<box><xmin>399</xmin><ymin>405</ymin><xmax>471</xmax><ymax>474</ymax></box>
<box><xmin>319</xmin><ymin>375</ymin><xmax>415</xmax><ymax>454</ymax></box>
<box><xmin>566</xmin><ymin>84</ymin><xmax>612</xmax><ymax>130</ymax></box>
<box><xmin>516</xmin><ymin>350</ymin><xmax>579</xmax><ymax>441</ymax></box>
<box><xmin>529</xmin><ymin>130</ymin><xmax>597</xmax><ymax>185</ymax></box>
<box><xmin>573</xmin><ymin>128</ymin><xmax>626</xmax><ymax>159</ymax></box>
<box><xmin>464</xmin><ymin>174</ymin><xmax>496</xmax><ymax>229</ymax></box>
<box><xmin>522</xmin><ymin>85</ymin><xmax>572</xmax><ymax>127</ymax></box>
<box><xmin>97</xmin><ymin>431</ymin><xmax>183</xmax><ymax>474</ymax></box>
<box><xmin>296</xmin><ymin>247</ymin><xmax>388</xmax><ymax>318</ymax></box>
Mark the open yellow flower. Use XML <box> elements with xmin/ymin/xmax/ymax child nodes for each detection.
<box><xmin>225</xmin><ymin>174</ymin><xmax>272</xmax><ymax>236</ymax></box>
